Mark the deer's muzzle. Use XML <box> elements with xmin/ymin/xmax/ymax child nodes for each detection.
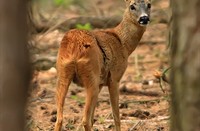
<box><xmin>138</xmin><ymin>15</ymin><xmax>150</xmax><ymax>25</ymax></box>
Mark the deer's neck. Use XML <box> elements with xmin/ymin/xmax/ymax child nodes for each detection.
<box><xmin>114</xmin><ymin>10</ymin><xmax>146</xmax><ymax>55</ymax></box>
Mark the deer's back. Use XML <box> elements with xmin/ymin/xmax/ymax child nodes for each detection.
<box><xmin>57</xmin><ymin>29</ymin><xmax>128</xmax><ymax>85</ymax></box>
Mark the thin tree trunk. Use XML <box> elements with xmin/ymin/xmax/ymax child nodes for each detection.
<box><xmin>0</xmin><ymin>0</ymin><xmax>30</xmax><ymax>131</ymax></box>
<box><xmin>170</xmin><ymin>0</ymin><xmax>200</xmax><ymax>131</ymax></box>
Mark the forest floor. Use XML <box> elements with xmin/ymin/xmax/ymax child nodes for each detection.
<box><xmin>26</xmin><ymin>0</ymin><xmax>171</xmax><ymax>130</ymax></box>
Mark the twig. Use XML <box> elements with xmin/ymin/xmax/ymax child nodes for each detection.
<box><xmin>105</xmin><ymin>116</ymin><xmax>170</xmax><ymax>123</ymax></box>
<box><xmin>37</xmin><ymin>19</ymin><xmax>68</xmax><ymax>42</ymax></box>
<box><xmin>154</xmin><ymin>67</ymin><xmax>171</xmax><ymax>93</ymax></box>
<box><xmin>159</xmin><ymin>67</ymin><xmax>171</xmax><ymax>93</ymax></box>
<box><xmin>25</xmin><ymin>119</ymin><xmax>33</xmax><ymax>130</ymax></box>
<box><xmin>36</xmin><ymin>125</ymin><xmax>43</xmax><ymax>130</ymax></box>
<box><xmin>129</xmin><ymin>59</ymin><xmax>168</xmax><ymax>65</ymax></box>
<box><xmin>159</xmin><ymin>77</ymin><xmax>165</xmax><ymax>93</ymax></box>
<box><xmin>105</xmin><ymin>117</ymin><xmax>170</xmax><ymax>131</ymax></box>
<box><xmin>119</xmin><ymin>97</ymin><xmax>169</xmax><ymax>105</ymax></box>
<box><xmin>128</xmin><ymin>121</ymin><xmax>142</xmax><ymax>131</ymax></box>
<box><xmin>162</xmin><ymin>67</ymin><xmax>171</xmax><ymax>83</ymax></box>
<box><xmin>29</xmin><ymin>95</ymin><xmax>54</xmax><ymax>103</ymax></box>
<box><xmin>98</xmin><ymin>98</ymin><xmax>169</xmax><ymax>105</ymax></box>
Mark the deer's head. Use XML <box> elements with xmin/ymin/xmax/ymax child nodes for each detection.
<box><xmin>125</xmin><ymin>0</ymin><xmax>151</xmax><ymax>26</ymax></box>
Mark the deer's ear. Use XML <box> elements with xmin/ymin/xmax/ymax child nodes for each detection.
<box><xmin>124</xmin><ymin>0</ymin><xmax>131</xmax><ymax>6</ymax></box>
<box><xmin>124</xmin><ymin>0</ymin><xmax>131</xmax><ymax>2</ymax></box>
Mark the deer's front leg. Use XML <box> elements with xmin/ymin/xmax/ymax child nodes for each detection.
<box><xmin>108</xmin><ymin>81</ymin><xmax>121</xmax><ymax>131</ymax></box>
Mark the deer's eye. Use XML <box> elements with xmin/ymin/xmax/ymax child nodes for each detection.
<box><xmin>147</xmin><ymin>3</ymin><xmax>151</xmax><ymax>9</ymax></box>
<box><xmin>130</xmin><ymin>5</ymin><xmax>136</xmax><ymax>10</ymax></box>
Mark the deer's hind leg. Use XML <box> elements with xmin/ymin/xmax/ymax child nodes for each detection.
<box><xmin>83</xmin><ymin>80</ymin><xmax>99</xmax><ymax>131</ymax></box>
<box><xmin>90</xmin><ymin>85</ymin><xmax>103</xmax><ymax>126</ymax></box>
<box><xmin>54</xmin><ymin>62</ymin><xmax>75</xmax><ymax>131</ymax></box>
<box><xmin>77</xmin><ymin>63</ymin><xmax>100</xmax><ymax>131</ymax></box>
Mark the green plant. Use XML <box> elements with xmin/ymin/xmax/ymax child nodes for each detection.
<box><xmin>53</xmin><ymin>0</ymin><xmax>73</xmax><ymax>7</ymax></box>
<box><xmin>76</xmin><ymin>23</ymin><xmax>92</xmax><ymax>30</ymax></box>
<box><xmin>70</xmin><ymin>95</ymin><xmax>85</xmax><ymax>104</ymax></box>
<box><xmin>98</xmin><ymin>116</ymin><xmax>106</xmax><ymax>124</ymax></box>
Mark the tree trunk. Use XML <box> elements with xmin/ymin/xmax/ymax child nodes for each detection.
<box><xmin>0</xmin><ymin>0</ymin><xmax>30</xmax><ymax>131</ymax></box>
<box><xmin>170</xmin><ymin>0</ymin><xmax>200</xmax><ymax>131</ymax></box>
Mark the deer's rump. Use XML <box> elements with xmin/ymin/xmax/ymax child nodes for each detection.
<box><xmin>57</xmin><ymin>29</ymin><xmax>106</xmax><ymax>86</ymax></box>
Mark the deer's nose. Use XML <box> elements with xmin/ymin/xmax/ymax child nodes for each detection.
<box><xmin>138</xmin><ymin>16</ymin><xmax>150</xmax><ymax>25</ymax></box>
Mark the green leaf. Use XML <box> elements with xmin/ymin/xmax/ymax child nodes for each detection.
<box><xmin>54</xmin><ymin>0</ymin><xmax>64</xmax><ymax>5</ymax></box>
<box><xmin>53</xmin><ymin>0</ymin><xmax>73</xmax><ymax>7</ymax></box>
<box><xmin>76</xmin><ymin>23</ymin><xmax>92</xmax><ymax>30</ymax></box>
<box><xmin>70</xmin><ymin>95</ymin><xmax>85</xmax><ymax>104</ymax></box>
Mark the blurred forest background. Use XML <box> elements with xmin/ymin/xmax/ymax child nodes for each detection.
<box><xmin>26</xmin><ymin>0</ymin><xmax>171</xmax><ymax>131</ymax></box>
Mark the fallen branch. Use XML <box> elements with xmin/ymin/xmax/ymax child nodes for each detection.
<box><xmin>29</xmin><ymin>95</ymin><xmax>55</xmax><ymax>103</ymax></box>
<box><xmin>129</xmin><ymin>121</ymin><xmax>142</xmax><ymax>131</ymax></box>
<box><xmin>31</xmin><ymin>55</ymin><xmax>57</xmax><ymax>70</ymax></box>
<box><xmin>119</xmin><ymin>97</ymin><xmax>169</xmax><ymax>105</ymax></box>
<box><xmin>32</xmin><ymin>12</ymin><xmax>168</xmax><ymax>34</ymax></box>
<box><xmin>105</xmin><ymin>115</ymin><xmax>170</xmax><ymax>124</ymax></box>
<box><xmin>119</xmin><ymin>86</ymin><xmax>161</xmax><ymax>97</ymax></box>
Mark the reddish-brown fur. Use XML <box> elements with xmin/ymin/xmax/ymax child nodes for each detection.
<box><xmin>54</xmin><ymin>0</ymin><xmax>150</xmax><ymax>131</ymax></box>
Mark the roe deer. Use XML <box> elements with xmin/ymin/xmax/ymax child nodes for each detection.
<box><xmin>54</xmin><ymin>0</ymin><xmax>151</xmax><ymax>130</ymax></box>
